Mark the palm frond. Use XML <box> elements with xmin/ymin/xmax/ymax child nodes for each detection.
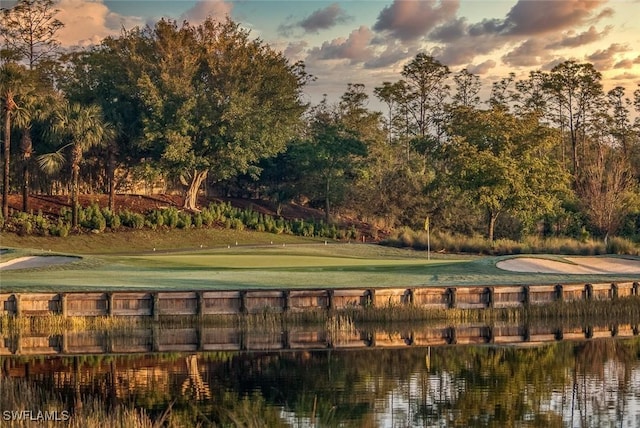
<box><xmin>37</xmin><ymin>151</ymin><xmax>67</xmax><ymax>175</ymax></box>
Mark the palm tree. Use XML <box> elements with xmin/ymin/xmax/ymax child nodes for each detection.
<box><xmin>38</xmin><ymin>101</ymin><xmax>112</xmax><ymax>228</ymax></box>
<box><xmin>0</xmin><ymin>63</ymin><xmax>29</xmax><ymax>221</ymax></box>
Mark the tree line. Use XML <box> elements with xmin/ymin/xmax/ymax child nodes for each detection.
<box><xmin>1</xmin><ymin>0</ymin><xmax>639</xmax><ymax>243</ymax></box>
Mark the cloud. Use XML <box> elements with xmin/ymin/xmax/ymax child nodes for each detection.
<box><xmin>503</xmin><ymin>0</ymin><xmax>609</xmax><ymax>36</ymax></box>
<box><xmin>180</xmin><ymin>0</ymin><xmax>233</xmax><ymax>25</ymax></box>
<box><xmin>586</xmin><ymin>43</ymin><xmax>630</xmax><ymax>70</ymax></box>
<box><xmin>546</xmin><ymin>25</ymin><xmax>612</xmax><ymax>49</ymax></box>
<box><xmin>307</xmin><ymin>26</ymin><xmax>375</xmax><ymax>64</ymax></box>
<box><xmin>502</xmin><ymin>38</ymin><xmax>552</xmax><ymax>67</ymax></box>
<box><xmin>611</xmin><ymin>72</ymin><xmax>640</xmax><ymax>81</ymax></box>
<box><xmin>431</xmin><ymin>33</ymin><xmax>502</xmax><ymax>66</ymax></box>
<box><xmin>284</xmin><ymin>41</ymin><xmax>308</xmax><ymax>61</ymax></box>
<box><xmin>373</xmin><ymin>0</ymin><xmax>459</xmax><ymax>41</ymax></box>
<box><xmin>429</xmin><ymin>18</ymin><xmax>468</xmax><ymax>43</ymax></box>
<box><xmin>299</xmin><ymin>3</ymin><xmax>351</xmax><ymax>33</ymax></box>
<box><xmin>278</xmin><ymin>3</ymin><xmax>351</xmax><ymax>36</ymax></box>
<box><xmin>56</xmin><ymin>0</ymin><xmax>145</xmax><ymax>47</ymax></box>
<box><xmin>364</xmin><ymin>41</ymin><xmax>418</xmax><ymax>69</ymax></box>
<box><xmin>466</xmin><ymin>60</ymin><xmax>496</xmax><ymax>75</ymax></box>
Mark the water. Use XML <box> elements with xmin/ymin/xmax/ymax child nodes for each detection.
<box><xmin>2</xmin><ymin>329</ymin><xmax>640</xmax><ymax>427</ymax></box>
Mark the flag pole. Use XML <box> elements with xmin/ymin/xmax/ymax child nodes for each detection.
<box><xmin>424</xmin><ymin>216</ymin><xmax>430</xmax><ymax>261</ymax></box>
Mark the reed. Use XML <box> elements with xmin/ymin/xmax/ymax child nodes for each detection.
<box><xmin>0</xmin><ymin>377</ymin><xmax>155</xmax><ymax>428</ymax></box>
<box><xmin>0</xmin><ymin>314</ymin><xmax>149</xmax><ymax>336</ymax></box>
<box><xmin>2</xmin><ymin>297</ymin><xmax>638</xmax><ymax>337</ymax></box>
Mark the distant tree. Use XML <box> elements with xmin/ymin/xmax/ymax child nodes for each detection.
<box><xmin>452</xmin><ymin>69</ymin><xmax>481</xmax><ymax>108</ymax></box>
<box><xmin>544</xmin><ymin>61</ymin><xmax>605</xmax><ymax>182</ymax></box>
<box><xmin>0</xmin><ymin>0</ymin><xmax>63</xmax><ymax>69</ymax></box>
<box><xmin>401</xmin><ymin>54</ymin><xmax>450</xmax><ymax>139</ymax></box>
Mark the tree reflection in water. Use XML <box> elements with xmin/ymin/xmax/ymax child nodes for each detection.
<box><xmin>1</xmin><ymin>338</ymin><xmax>639</xmax><ymax>427</ymax></box>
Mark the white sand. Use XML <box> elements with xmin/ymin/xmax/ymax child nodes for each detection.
<box><xmin>0</xmin><ymin>256</ymin><xmax>80</xmax><ymax>271</ymax></box>
<box><xmin>497</xmin><ymin>257</ymin><xmax>640</xmax><ymax>274</ymax></box>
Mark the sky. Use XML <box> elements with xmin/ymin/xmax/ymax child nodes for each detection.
<box><xmin>23</xmin><ymin>0</ymin><xmax>640</xmax><ymax>107</ymax></box>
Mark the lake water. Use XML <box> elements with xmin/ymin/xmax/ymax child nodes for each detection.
<box><xmin>1</xmin><ymin>326</ymin><xmax>639</xmax><ymax>427</ymax></box>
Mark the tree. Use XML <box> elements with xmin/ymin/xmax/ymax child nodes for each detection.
<box><xmin>445</xmin><ymin>107</ymin><xmax>569</xmax><ymax>241</ymax></box>
<box><xmin>0</xmin><ymin>0</ymin><xmax>63</xmax><ymax>70</ymax></box>
<box><xmin>38</xmin><ymin>102</ymin><xmax>112</xmax><ymax>228</ymax></box>
<box><xmin>0</xmin><ymin>62</ymin><xmax>32</xmax><ymax>220</ymax></box>
<box><xmin>401</xmin><ymin>53</ymin><xmax>450</xmax><ymax>139</ymax></box>
<box><xmin>58</xmin><ymin>37</ymin><xmax>146</xmax><ymax>212</ymax></box>
<box><xmin>291</xmin><ymin>100</ymin><xmax>367</xmax><ymax>222</ymax></box>
<box><xmin>452</xmin><ymin>69</ymin><xmax>481</xmax><ymax>108</ymax></box>
<box><xmin>124</xmin><ymin>18</ymin><xmax>308</xmax><ymax>210</ymax></box>
<box><xmin>544</xmin><ymin>61</ymin><xmax>604</xmax><ymax>182</ymax></box>
<box><xmin>577</xmin><ymin>144</ymin><xmax>638</xmax><ymax>241</ymax></box>
<box><xmin>1</xmin><ymin>0</ymin><xmax>63</xmax><ymax>213</ymax></box>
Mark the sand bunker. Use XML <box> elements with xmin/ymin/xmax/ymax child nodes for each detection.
<box><xmin>0</xmin><ymin>256</ymin><xmax>80</xmax><ymax>271</ymax></box>
<box><xmin>497</xmin><ymin>256</ymin><xmax>640</xmax><ymax>275</ymax></box>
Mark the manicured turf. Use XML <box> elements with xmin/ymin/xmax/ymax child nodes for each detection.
<box><xmin>1</xmin><ymin>244</ymin><xmax>639</xmax><ymax>292</ymax></box>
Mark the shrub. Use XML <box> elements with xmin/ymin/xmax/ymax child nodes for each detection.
<box><xmin>177</xmin><ymin>212</ymin><xmax>192</xmax><ymax>229</ymax></box>
<box><xmin>120</xmin><ymin>210</ymin><xmax>145</xmax><ymax>229</ymax></box>
<box><xmin>193</xmin><ymin>213</ymin><xmax>203</xmax><ymax>228</ymax></box>
<box><xmin>606</xmin><ymin>236</ymin><xmax>639</xmax><ymax>256</ymax></box>
<box><xmin>147</xmin><ymin>210</ymin><xmax>165</xmax><ymax>228</ymax></box>
<box><xmin>163</xmin><ymin>207</ymin><xmax>179</xmax><ymax>228</ymax></box>
<box><xmin>81</xmin><ymin>204</ymin><xmax>106</xmax><ymax>232</ymax></box>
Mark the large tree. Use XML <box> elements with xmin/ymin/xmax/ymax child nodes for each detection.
<box><xmin>123</xmin><ymin>18</ymin><xmax>308</xmax><ymax>210</ymax></box>
<box><xmin>445</xmin><ymin>107</ymin><xmax>569</xmax><ymax>241</ymax></box>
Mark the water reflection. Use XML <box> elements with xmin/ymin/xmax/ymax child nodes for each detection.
<box><xmin>2</xmin><ymin>334</ymin><xmax>639</xmax><ymax>427</ymax></box>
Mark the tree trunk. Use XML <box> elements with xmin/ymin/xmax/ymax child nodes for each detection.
<box><xmin>488</xmin><ymin>210</ymin><xmax>499</xmax><ymax>242</ymax></box>
<box><xmin>107</xmin><ymin>142</ymin><xmax>116</xmax><ymax>212</ymax></box>
<box><xmin>20</xmin><ymin>127</ymin><xmax>32</xmax><ymax>212</ymax></box>
<box><xmin>2</xmin><ymin>107</ymin><xmax>10</xmax><ymax>221</ymax></box>
<box><xmin>2</xmin><ymin>93</ymin><xmax>15</xmax><ymax>221</ymax></box>
<box><xmin>324</xmin><ymin>177</ymin><xmax>331</xmax><ymax>223</ymax></box>
<box><xmin>183</xmin><ymin>170</ymin><xmax>208</xmax><ymax>211</ymax></box>
<box><xmin>71</xmin><ymin>145</ymin><xmax>82</xmax><ymax>228</ymax></box>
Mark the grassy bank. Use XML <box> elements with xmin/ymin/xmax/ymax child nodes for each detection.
<box><xmin>0</xmin><ymin>227</ymin><xmax>321</xmax><ymax>255</ymax></box>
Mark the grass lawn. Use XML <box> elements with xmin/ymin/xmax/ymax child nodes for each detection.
<box><xmin>1</xmin><ymin>243</ymin><xmax>639</xmax><ymax>292</ymax></box>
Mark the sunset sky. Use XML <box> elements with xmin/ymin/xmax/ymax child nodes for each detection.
<box><xmin>24</xmin><ymin>0</ymin><xmax>640</xmax><ymax>106</ymax></box>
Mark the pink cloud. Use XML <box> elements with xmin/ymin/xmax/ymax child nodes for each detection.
<box><xmin>180</xmin><ymin>0</ymin><xmax>233</xmax><ymax>25</ymax></box>
<box><xmin>56</xmin><ymin>0</ymin><xmax>145</xmax><ymax>47</ymax></box>
<box><xmin>373</xmin><ymin>0</ymin><xmax>459</xmax><ymax>41</ymax></box>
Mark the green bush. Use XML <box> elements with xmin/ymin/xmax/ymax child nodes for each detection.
<box><xmin>163</xmin><ymin>207</ymin><xmax>179</xmax><ymax>228</ymax></box>
<box><xmin>81</xmin><ymin>204</ymin><xmax>106</xmax><ymax>232</ymax></box>
<box><xmin>120</xmin><ymin>210</ymin><xmax>145</xmax><ymax>229</ymax></box>
<box><xmin>177</xmin><ymin>212</ymin><xmax>192</xmax><ymax>229</ymax></box>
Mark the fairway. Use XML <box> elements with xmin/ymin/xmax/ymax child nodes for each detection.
<box><xmin>1</xmin><ymin>244</ymin><xmax>639</xmax><ymax>292</ymax></box>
